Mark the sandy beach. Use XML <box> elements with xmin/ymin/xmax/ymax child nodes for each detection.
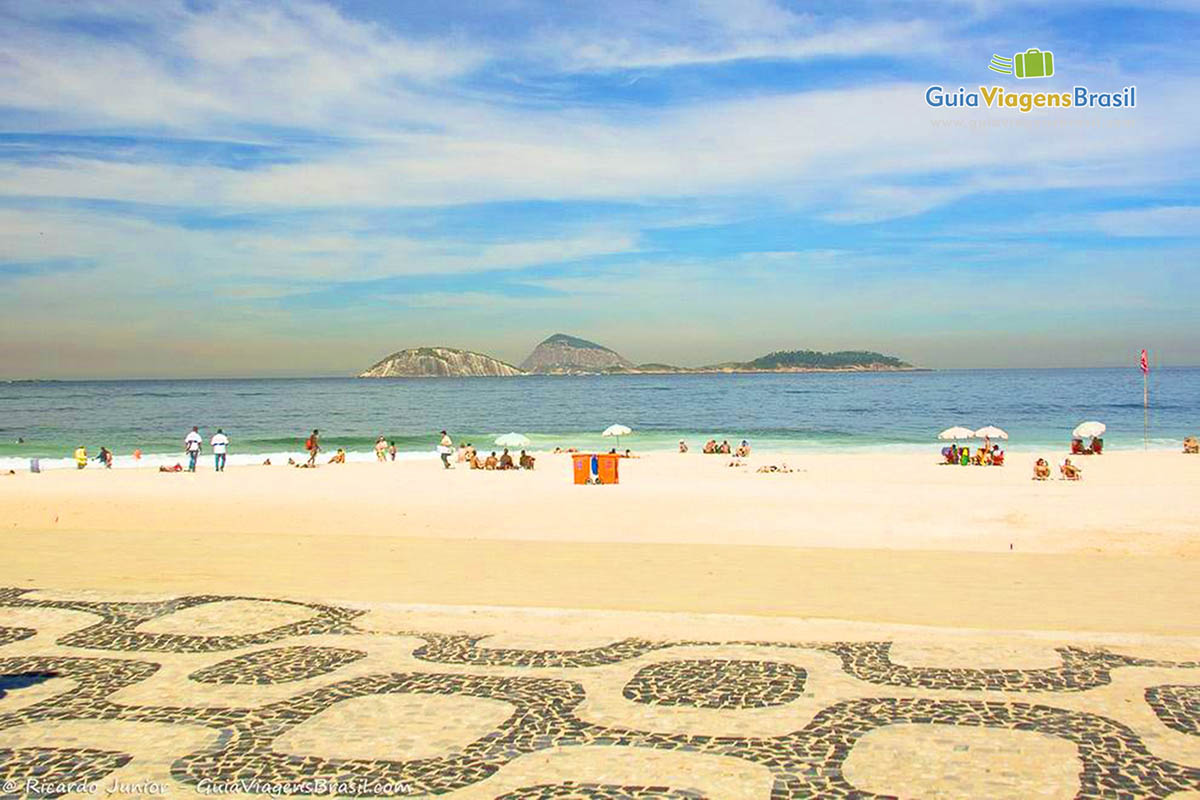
<box><xmin>3</xmin><ymin>449</ymin><xmax>1197</xmax><ymax>635</ymax></box>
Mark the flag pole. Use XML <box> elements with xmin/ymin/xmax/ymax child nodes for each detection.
<box><xmin>1143</xmin><ymin>369</ymin><xmax>1148</xmax><ymax>450</ymax></box>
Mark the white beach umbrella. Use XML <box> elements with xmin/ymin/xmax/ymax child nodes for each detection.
<box><xmin>602</xmin><ymin>424</ymin><xmax>632</xmax><ymax>448</ymax></box>
<box><xmin>974</xmin><ymin>425</ymin><xmax>1009</xmax><ymax>440</ymax></box>
<box><xmin>938</xmin><ymin>426</ymin><xmax>975</xmax><ymax>440</ymax></box>
<box><xmin>495</xmin><ymin>432</ymin><xmax>531</xmax><ymax>448</ymax></box>
<box><xmin>1072</xmin><ymin>421</ymin><xmax>1106</xmax><ymax>438</ymax></box>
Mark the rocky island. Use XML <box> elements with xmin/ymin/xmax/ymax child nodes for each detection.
<box><xmin>358</xmin><ymin>347</ymin><xmax>523</xmax><ymax>378</ymax></box>
<box><xmin>358</xmin><ymin>336</ymin><xmax>917</xmax><ymax>377</ymax></box>
<box><xmin>520</xmin><ymin>334</ymin><xmax>635</xmax><ymax>374</ymax></box>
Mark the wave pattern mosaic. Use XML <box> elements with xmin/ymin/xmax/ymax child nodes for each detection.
<box><xmin>0</xmin><ymin>587</ymin><xmax>1198</xmax><ymax>798</ymax></box>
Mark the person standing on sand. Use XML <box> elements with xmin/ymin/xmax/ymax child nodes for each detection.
<box><xmin>374</xmin><ymin>436</ymin><xmax>388</xmax><ymax>462</ymax></box>
<box><xmin>388</xmin><ymin>441</ymin><xmax>397</xmax><ymax>461</ymax></box>
<box><xmin>305</xmin><ymin>429</ymin><xmax>320</xmax><ymax>466</ymax></box>
<box><xmin>211</xmin><ymin>429</ymin><xmax>229</xmax><ymax>472</ymax></box>
<box><xmin>184</xmin><ymin>426</ymin><xmax>202</xmax><ymax>472</ymax></box>
<box><xmin>438</xmin><ymin>430</ymin><xmax>453</xmax><ymax>469</ymax></box>
<box><xmin>74</xmin><ymin>445</ymin><xmax>88</xmax><ymax>469</ymax></box>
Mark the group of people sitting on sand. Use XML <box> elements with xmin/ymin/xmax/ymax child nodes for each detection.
<box><xmin>942</xmin><ymin>443</ymin><xmax>1005</xmax><ymax>466</ymax></box>
<box><xmin>697</xmin><ymin>439</ymin><xmax>750</xmax><ymax>457</ymax></box>
<box><xmin>1033</xmin><ymin>457</ymin><xmax>1082</xmax><ymax>480</ymax></box>
<box><xmin>1070</xmin><ymin>437</ymin><xmax>1104</xmax><ymax>455</ymax></box>
<box><xmin>455</xmin><ymin>443</ymin><xmax>535</xmax><ymax>470</ymax></box>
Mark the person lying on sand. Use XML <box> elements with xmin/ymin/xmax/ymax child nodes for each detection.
<box><xmin>1033</xmin><ymin>458</ymin><xmax>1051</xmax><ymax>480</ymax></box>
<box><xmin>1060</xmin><ymin>458</ymin><xmax>1082</xmax><ymax>480</ymax></box>
<box><xmin>499</xmin><ymin>449</ymin><xmax>514</xmax><ymax>470</ymax></box>
<box><xmin>519</xmin><ymin>450</ymin><xmax>535</xmax><ymax>469</ymax></box>
<box><xmin>159</xmin><ymin>464</ymin><xmax>183</xmax><ymax>473</ymax></box>
<box><xmin>756</xmin><ymin>464</ymin><xmax>793</xmax><ymax>473</ymax></box>
<box><xmin>327</xmin><ymin>448</ymin><xmax>345</xmax><ymax>464</ymax></box>
<box><xmin>484</xmin><ymin>452</ymin><xmax>498</xmax><ymax>470</ymax></box>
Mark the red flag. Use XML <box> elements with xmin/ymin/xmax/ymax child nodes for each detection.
<box><xmin>1140</xmin><ymin>349</ymin><xmax>1149</xmax><ymax>375</ymax></box>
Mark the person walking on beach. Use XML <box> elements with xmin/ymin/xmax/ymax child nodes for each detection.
<box><xmin>184</xmin><ymin>426</ymin><xmax>202</xmax><ymax>472</ymax></box>
<box><xmin>74</xmin><ymin>445</ymin><xmax>88</xmax><ymax>469</ymax></box>
<box><xmin>438</xmin><ymin>430</ymin><xmax>453</xmax><ymax>469</ymax></box>
<box><xmin>388</xmin><ymin>441</ymin><xmax>397</xmax><ymax>461</ymax></box>
<box><xmin>211</xmin><ymin>429</ymin><xmax>230</xmax><ymax>472</ymax></box>
<box><xmin>304</xmin><ymin>429</ymin><xmax>320</xmax><ymax>467</ymax></box>
<box><xmin>374</xmin><ymin>436</ymin><xmax>388</xmax><ymax>462</ymax></box>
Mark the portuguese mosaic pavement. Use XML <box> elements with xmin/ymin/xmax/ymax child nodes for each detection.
<box><xmin>0</xmin><ymin>587</ymin><xmax>1197</xmax><ymax>798</ymax></box>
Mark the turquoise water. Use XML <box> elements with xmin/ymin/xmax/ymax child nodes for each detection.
<box><xmin>0</xmin><ymin>368</ymin><xmax>1195</xmax><ymax>469</ymax></box>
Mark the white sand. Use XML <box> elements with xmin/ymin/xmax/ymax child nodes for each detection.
<box><xmin>2</xmin><ymin>449</ymin><xmax>1197</xmax><ymax>634</ymax></box>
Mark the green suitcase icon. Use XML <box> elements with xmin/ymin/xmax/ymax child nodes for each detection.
<box><xmin>1014</xmin><ymin>48</ymin><xmax>1053</xmax><ymax>78</ymax></box>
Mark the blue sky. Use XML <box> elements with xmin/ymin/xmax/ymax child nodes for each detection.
<box><xmin>1</xmin><ymin>0</ymin><xmax>1198</xmax><ymax>377</ymax></box>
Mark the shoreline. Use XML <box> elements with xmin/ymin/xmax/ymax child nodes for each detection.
<box><xmin>2</xmin><ymin>441</ymin><xmax>1189</xmax><ymax>472</ymax></box>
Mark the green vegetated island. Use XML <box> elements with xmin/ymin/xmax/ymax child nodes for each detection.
<box><xmin>359</xmin><ymin>334</ymin><xmax>919</xmax><ymax>377</ymax></box>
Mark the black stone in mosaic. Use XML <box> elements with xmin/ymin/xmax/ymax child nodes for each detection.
<box><xmin>2</xmin><ymin>588</ymin><xmax>1198</xmax><ymax>799</ymax></box>
<box><xmin>0</xmin><ymin>588</ymin><xmax>364</xmax><ymax>653</ymax></box>
<box><xmin>172</xmin><ymin>672</ymin><xmax>590</xmax><ymax>796</ymax></box>
<box><xmin>412</xmin><ymin>634</ymin><xmax>689</xmax><ymax>668</ymax></box>
<box><xmin>0</xmin><ymin>747</ymin><xmax>132</xmax><ymax>797</ymax></box>
<box><xmin>817</xmin><ymin>640</ymin><xmax>1200</xmax><ymax>693</ymax></box>
<box><xmin>496</xmin><ymin>783</ymin><xmax>707</xmax><ymax>799</ymax></box>
<box><xmin>189</xmin><ymin>647</ymin><xmax>368</xmax><ymax>685</ymax></box>
<box><xmin>0</xmin><ymin>627</ymin><xmax>36</xmax><ymax>649</ymax></box>
<box><xmin>1146</xmin><ymin>685</ymin><xmax>1200</xmax><ymax>737</ymax></box>
<box><xmin>623</xmin><ymin>660</ymin><xmax>806</xmax><ymax>708</ymax></box>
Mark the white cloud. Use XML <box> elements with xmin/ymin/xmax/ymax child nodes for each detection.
<box><xmin>1089</xmin><ymin>206</ymin><xmax>1200</xmax><ymax>236</ymax></box>
<box><xmin>0</xmin><ymin>0</ymin><xmax>485</xmax><ymax>132</ymax></box>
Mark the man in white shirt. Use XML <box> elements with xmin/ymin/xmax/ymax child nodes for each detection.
<box><xmin>210</xmin><ymin>429</ymin><xmax>230</xmax><ymax>472</ymax></box>
<box><xmin>184</xmin><ymin>426</ymin><xmax>202</xmax><ymax>472</ymax></box>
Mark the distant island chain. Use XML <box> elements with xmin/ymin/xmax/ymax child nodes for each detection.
<box><xmin>358</xmin><ymin>333</ymin><xmax>917</xmax><ymax>378</ymax></box>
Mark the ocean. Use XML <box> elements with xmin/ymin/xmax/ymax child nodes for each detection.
<box><xmin>1</xmin><ymin>368</ymin><xmax>1195</xmax><ymax>470</ymax></box>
